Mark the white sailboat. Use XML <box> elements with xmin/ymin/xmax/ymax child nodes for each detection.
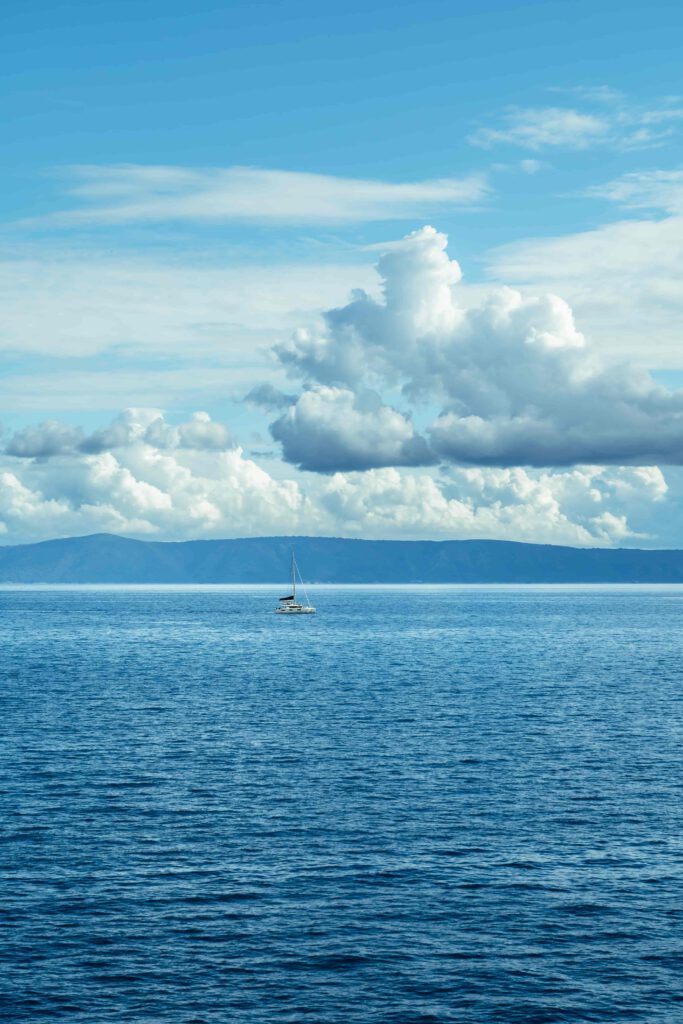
<box><xmin>275</xmin><ymin>552</ymin><xmax>316</xmax><ymax>614</ymax></box>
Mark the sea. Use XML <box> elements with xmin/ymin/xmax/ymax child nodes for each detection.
<box><xmin>1</xmin><ymin>585</ymin><xmax>682</xmax><ymax>1023</ymax></box>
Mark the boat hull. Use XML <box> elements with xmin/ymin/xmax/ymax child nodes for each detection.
<box><xmin>275</xmin><ymin>604</ymin><xmax>316</xmax><ymax>614</ymax></box>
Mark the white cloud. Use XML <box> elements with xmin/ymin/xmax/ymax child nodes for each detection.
<box><xmin>585</xmin><ymin>168</ymin><xmax>683</xmax><ymax>213</ymax></box>
<box><xmin>172</xmin><ymin>411</ymin><xmax>233</xmax><ymax>451</ymax></box>
<box><xmin>471</xmin><ymin>107</ymin><xmax>610</xmax><ymax>150</ymax></box>
<box><xmin>3</xmin><ymin>417</ymin><xmax>309</xmax><ymax>544</ymax></box>
<box><xmin>5</xmin><ymin>421</ymin><xmax>84</xmax><ymax>459</ymax></box>
<box><xmin>79</xmin><ymin>408</ymin><xmax>162</xmax><ymax>453</ymax></box>
<box><xmin>469</xmin><ymin>96</ymin><xmax>683</xmax><ymax>151</ymax></box>
<box><xmin>6</xmin><ymin>409</ymin><xmax>234</xmax><ymax>458</ymax></box>
<box><xmin>270</xmin><ymin>225</ymin><xmax>683</xmax><ymax>469</ymax></box>
<box><xmin>39</xmin><ymin>164</ymin><xmax>489</xmax><ymax>226</ymax></box>
<box><xmin>0</xmin><ymin>254</ymin><xmax>383</xmax><ymax>414</ymax></box>
<box><xmin>270</xmin><ymin>387</ymin><xmax>433</xmax><ymax>472</ymax></box>
<box><xmin>275</xmin><ymin>226</ymin><xmax>465</xmax><ymax>390</ymax></box>
<box><xmin>0</xmin><ymin>407</ymin><xmax>670</xmax><ymax>546</ymax></box>
<box><xmin>0</xmin><ymin>255</ymin><xmax>378</xmax><ymax>359</ymax></box>
<box><xmin>487</xmin><ymin>178</ymin><xmax>683</xmax><ymax>366</ymax></box>
<box><xmin>320</xmin><ymin>464</ymin><xmax>665</xmax><ymax>545</ymax></box>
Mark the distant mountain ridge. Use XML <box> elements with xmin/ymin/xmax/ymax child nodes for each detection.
<box><xmin>0</xmin><ymin>533</ymin><xmax>682</xmax><ymax>583</ymax></box>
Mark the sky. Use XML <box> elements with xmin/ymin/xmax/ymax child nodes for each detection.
<box><xmin>2</xmin><ymin>0</ymin><xmax>683</xmax><ymax>547</ymax></box>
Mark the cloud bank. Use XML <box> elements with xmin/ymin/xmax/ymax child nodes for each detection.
<box><xmin>0</xmin><ymin>408</ymin><xmax>668</xmax><ymax>547</ymax></box>
<box><xmin>267</xmin><ymin>225</ymin><xmax>683</xmax><ymax>470</ymax></box>
<box><xmin>270</xmin><ymin>387</ymin><xmax>434</xmax><ymax>472</ymax></box>
<box><xmin>7</xmin><ymin>410</ymin><xmax>233</xmax><ymax>459</ymax></box>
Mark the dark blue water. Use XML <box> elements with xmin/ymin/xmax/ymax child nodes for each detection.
<box><xmin>1</xmin><ymin>585</ymin><xmax>682</xmax><ymax>1023</ymax></box>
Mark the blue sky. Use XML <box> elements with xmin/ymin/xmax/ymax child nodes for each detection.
<box><xmin>2</xmin><ymin>0</ymin><xmax>683</xmax><ymax>546</ymax></box>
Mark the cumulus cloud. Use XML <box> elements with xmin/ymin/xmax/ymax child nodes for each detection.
<box><xmin>268</xmin><ymin>225</ymin><xmax>683</xmax><ymax>469</ymax></box>
<box><xmin>40</xmin><ymin>164</ymin><xmax>489</xmax><ymax>227</ymax></box>
<box><xmin>79</xmin><ymin>408</ymin><xmax>161</xmax><ymax>453</ymax></box>
<box><xmin>274</xmin><ymin>226</ymin><xmax>464</xmax><ymax>390</ymax></box>
<box><xmin>5</xmin><ymin>421</ymin><xmax>85</xmax><ymax>459</ymax></box>
<box><xmin>320</xmin><ymin>464</ymin><xmax>666</xmax><ymax>546</ymax></box>
<box><xmin>6</xmin><ymin>409</ymin><xmax>234</xmax><ymax>459</ymax></box>
<box><xmin>486</xmin><ymin>193</ymin><xmax>683</xmax><ymax>367</ymax></box>
<box><xmin>1</xmin><ymin>426</ymin><xmax>307</xmax><ymax>544</ymax></box>
<box><xmin>0</xmin><ymin>407</ymin><xmax>670</xmax><ymax>546</ymax></box>
<box><xmin>169</xmin><ymin>412</ymin><xmax>233</xmax><ymax>451</ymax></box>
<box><xmin>270</xmin><ymin>387</ymin><xmax>434</xmax><ymax>472</ymax></box>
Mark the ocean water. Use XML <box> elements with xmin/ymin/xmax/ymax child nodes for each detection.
<box><xmin>1</xmin><ymin>585</ymin><xmax>682</xmax><ymax>1023</ymax></box>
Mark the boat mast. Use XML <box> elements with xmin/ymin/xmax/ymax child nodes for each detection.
<box><xmin>291</xmin><ymin>551</ymin><xmax>296</xmax><ymax>602</ymax></box>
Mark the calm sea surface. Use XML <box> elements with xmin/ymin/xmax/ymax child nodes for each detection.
<box><xmin>1</xmin><ymin>585</ymin><xmax>682</xmax><ymax>1023</ymax></box>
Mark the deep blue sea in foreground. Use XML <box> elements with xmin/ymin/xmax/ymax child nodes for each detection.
<box><xmin>1</xmin><ymin>585</ymin><xmax>682</xmax><ymax>1023</ymax></box>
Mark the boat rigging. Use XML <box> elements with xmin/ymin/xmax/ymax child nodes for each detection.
<box><xmin>275</xmin><ymin>552</ymin><xmax>316</xmax><ymax>614</ymax></box>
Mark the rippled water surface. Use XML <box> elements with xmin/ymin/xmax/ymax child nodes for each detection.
<box><xmin>2</xmin><ymin>585</ymin><xmax>683</xmax><ymax>1023</ymax></box>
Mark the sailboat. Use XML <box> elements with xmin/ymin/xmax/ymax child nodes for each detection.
<box><xmin>275</xmin><ymin>552</ymin><xmax>316</xmax><ymax>614</ymax></box>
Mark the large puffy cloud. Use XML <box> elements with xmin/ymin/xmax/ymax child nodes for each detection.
<box><xmin>319</xmin><ymin>465</ymin><xmax>667</xmax><ymax>546</ymax></box>
<box><xmin>1</xmin><ymin>413</ymin><xmax>308</xmax><ymax>543</ymax></box>
<box><xmin>275</xmin><ymin>227</ymin><xmax>464</xmax><ymax>389</ymax></box>
<box><xmin>270</xmin><ymin>225</ymin><xmax>683</xmax><ymax>469</ymax></box>
<box><xmin>0</xmin><ymin>407</ymin><xmax>671</xmax><ymax>546</ymax></box>
<box><xmin>133</xmin><ymin>411</ymin><xmax>233</xmax><ymax>452</ymax></box>
<box><xmin>270</xmin><ymin>387</ymin><xmax>433</xmax><ymax>472</ymax></box>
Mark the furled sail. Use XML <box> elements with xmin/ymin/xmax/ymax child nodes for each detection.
<box><xmin>275</xmin><ymin>551</ymin><xmax>315</xmax><ymax>614</ymax></box>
